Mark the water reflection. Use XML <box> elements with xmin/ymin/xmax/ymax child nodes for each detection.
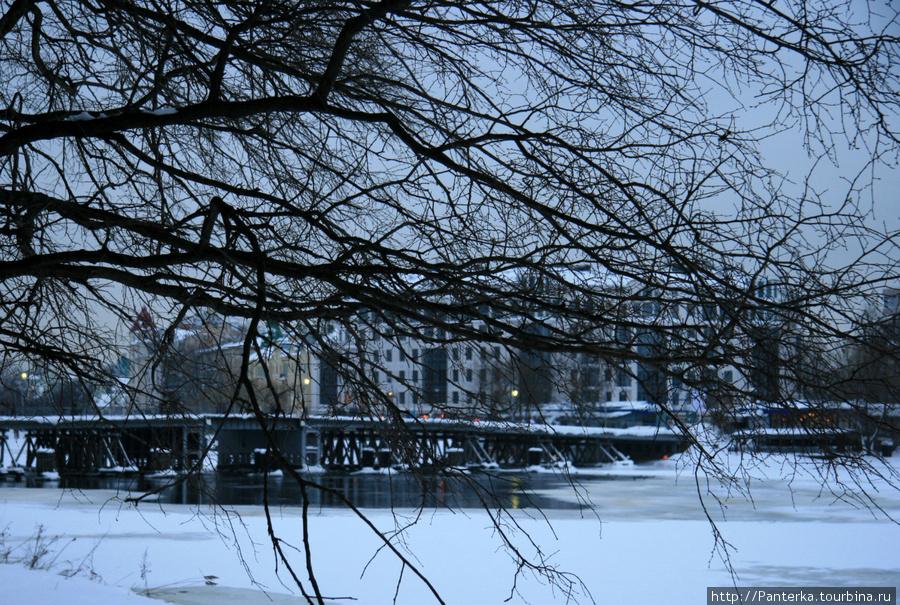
<box><xmin>1</xmin><ymin>470</ymin><xmax>614</xmax><ymax>511</ymax></box>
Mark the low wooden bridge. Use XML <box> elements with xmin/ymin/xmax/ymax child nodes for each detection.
<box><xmin>0</xmin><ymin>415</ymin><xmax>208</xmax><ymax>475</ymax></box>
<box><xmin>0</xmin><ymin>414</ymin><xmax>686</xmax><ymax>476</ymax></box>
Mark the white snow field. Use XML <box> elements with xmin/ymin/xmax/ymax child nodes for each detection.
<box><xmin>1</xmin><ymin>452</ymin><xmax>898</xmax><ymax>605</ymax></box>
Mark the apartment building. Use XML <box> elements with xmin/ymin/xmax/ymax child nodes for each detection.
<box><xmin>121</xmin><ymin>265</ymin><xmax>799</xmax><ymax>420</ymax></box>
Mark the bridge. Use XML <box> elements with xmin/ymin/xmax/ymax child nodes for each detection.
<box><xmin>0</xmin><ymin>415</ymin><xmax>208</xmax><ymax>475</ymax></box>
<box><xmin>0</xmin><ymin>414</ymin><xmax>686</xmax><ymax>476</ymax></box>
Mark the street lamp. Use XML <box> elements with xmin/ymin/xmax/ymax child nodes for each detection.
<box><xmin>15</xmin><ymin>372</ymin><xmax>29</xmax><ymax>416</ymax></box>
<box><xmin>511</xmin><ymin>388</ymin><xmax>519</xmax><ymax>421</ymax></box>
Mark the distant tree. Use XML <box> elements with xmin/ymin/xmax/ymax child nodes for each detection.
<box><xmin>0</xmin><ymin>366</ymin><xmax>91</xmax><ymax>415</ymax></box>
<box><xmin>475</xmin><ymin>345</ymin><xmax>555</xmax><ymax>420</ymax></box>
<box><xmin>836</xmin><ymin>307</ymin><xmax>900</xmax><ymax>452</ymax></box>
<box><xmin>0</xmin><ymin>370</ymin><xmax>28</xmax><ymax>415</ymax></box>
<box><xmin>844</xmin><ymin>311</ymin><xmax>900</xmax><ymax>405</ymax></box>
<box><xmin>2</xmin><ymin>1</ymin><xmax>900</xmax><ymax>602</ymax></box>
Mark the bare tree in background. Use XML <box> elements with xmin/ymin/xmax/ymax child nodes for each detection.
<box><xmin>2</xmin><ymin>0</ymin><xmax>900</xmax><ymax>602</ymax></box>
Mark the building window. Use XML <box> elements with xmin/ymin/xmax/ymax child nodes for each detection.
<box><xmin>465</xmin><ymin>347</ymin><xmax>472</xmax><ymax>361</ymax></box>
<box><xmin>399</xmin><ymin>391</ymin><xmax>406</xmax><ymax>405</ymax></box>
<box><xmin>386</xmin><ymin>349</ymin><xmax>393</xmax><ymax>362</ymax></box>
<box><xmin>466</xmin><ymin>369</ymin><xmax>472</xmax><ymax>382</ymax></box>
<box><xmin>453</xmin><ymin>391</ymin><xmax>459</xmax><ymax>403</ymax></box>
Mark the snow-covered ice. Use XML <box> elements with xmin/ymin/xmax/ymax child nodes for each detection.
<box><xmin>1</xmin><ymin>451</ymin><xmax>898</xmax><ymax>604</ymax></box>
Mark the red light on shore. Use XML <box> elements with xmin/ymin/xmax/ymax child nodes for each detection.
<box><xmin>473</xmin><ymin>417</ymin><xmax>480</xmax><ymax>422</ymax></box>
<box><xmin>662</xmin><ymin>455</ymin><xmax>668</xmax><ymax>460</ymax></box>
<box><xmin>422</xmin><ymin>414</ymin><xmax>429</xmax><ymax>419</ymax></box>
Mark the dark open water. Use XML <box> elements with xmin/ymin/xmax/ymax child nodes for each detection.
<box><xmin>0</xmin><ymin>469</ymin><xmax>628</xmax><ymax>511</ymax></box>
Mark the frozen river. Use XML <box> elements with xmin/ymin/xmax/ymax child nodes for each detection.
<box><xmin>1</xmin><ymin>452</ymin><xmax>899</xmax><ymax>604</ymax></box>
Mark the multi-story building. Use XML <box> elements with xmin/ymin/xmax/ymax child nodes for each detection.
<box><xmin>120</xmin><ymin>264</ymin><xmax>800</xmax><ymax>422</ymax></box>
<box><xmin>308</xmin><ymin>265</ymin><xmax>791</xmax><ymax>422</ymax></box>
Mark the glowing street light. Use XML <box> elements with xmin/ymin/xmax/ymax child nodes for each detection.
<box><xmin>510</xmin><ymin>388</ymin><xmax>522</xmax><ymax>422</ymax></box>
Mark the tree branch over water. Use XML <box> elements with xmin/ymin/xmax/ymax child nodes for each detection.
<box><xmin>1</xmin><ymin>0</ymin><xmax>899</xmax><ymax>602</ymax></box>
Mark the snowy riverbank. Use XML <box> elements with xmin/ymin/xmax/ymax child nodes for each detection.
<box><xmin>2</xmin><ymin>453</ymin><xmax>899</xmax><ymax>604</ymax></box>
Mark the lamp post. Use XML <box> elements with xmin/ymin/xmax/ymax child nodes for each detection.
<box><xmin>16</xmin><ymin>372</ymin><xmax>29</xmax><ymax>416</ymax></box>
<box><xmin>511</xmin><ymin>388</ymin><xmax>519</xmax><ymax>422</ymax></box>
